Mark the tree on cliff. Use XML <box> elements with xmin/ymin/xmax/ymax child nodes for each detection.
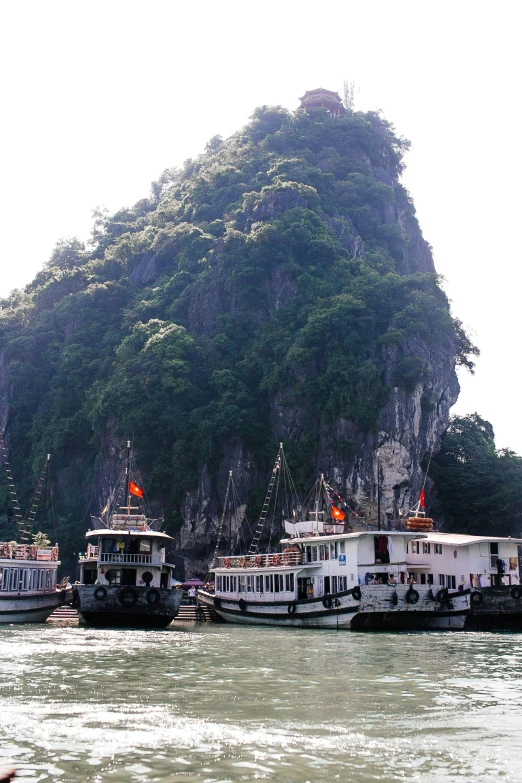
<box><xmin>431</xmin><ymin>414</ymin><xmax>522</xmax><ymax>536</ymax></box>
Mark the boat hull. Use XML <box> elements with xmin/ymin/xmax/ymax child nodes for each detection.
<box><xmin>199</xmin><ymin>585</ymin><xmax>470</xmax><ymax>631</ymax></box>
<box><xmin>463</xmin><ymin>586</ymin><xmax>522</xmax><ymax>631</ymax></box>
<box><xmin>0</xmin><ymin>588</ymin><xmax>71</xmax><ymax>624</ymax></box>
<box><xmin>76</xmin><ymin>585</ymin><xmax>182</xmax><ymax>628</ymax></box>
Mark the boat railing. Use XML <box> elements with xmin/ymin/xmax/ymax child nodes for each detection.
<box><xmin>215</xmin><ymin>551</ymin><xmax>303</xmax><ymax>569</ymax></box>
<box><xmin>79</xmin><ymin>544</ymin><xmax>99</xmax><ymax>561</ymax></box>
<box><xmin>0</xmin><ymin>542</ymin><xmax>58</xmax><ymax>561</ymax></box>
<box><xmin>98</xmin><ymin>553</ymin><xmax>162</xmax><ymax>566</ymax></box>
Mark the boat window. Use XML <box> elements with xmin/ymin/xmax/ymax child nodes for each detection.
<box><xmin>427</xmin><ymin>574</ymin><xmax>434</xmax><ymax>585</ymax></box>
<box><xmin>375</xmin><ymin>536</ymin><xmax>390</xmax><ymax>564</ymax></box>
<box><xmin>247</xmin><ymin>575</ymin><xmax>253</xmax><ymax>592</ymax></box>
<box><xmin>274</xmin><ymin>575</ymin><xmax>280</xmax><ymax>593</ymax></box>
<box><xmin>341</xmin><ymin>576</ymin><xmax>348</xmax><ymax>591</ymax></box>
<box><xmin>11</xmin><ymin>568</ymin><xmax>20</xmax><ymax>591</ymax></box>
<box><xmin>447</xmin><ymin>575</ymin><xmax>456</xmax><ymax>590</ymax></box>
<box><xmin>265</xmin><ymin>574</ymin><xmax>274</xmax><ymax>593</ymax></box>
<box><xmin>239</xmin><ymin>576</ymin><xmax>246</xmax><ymax>592</ymax></box>
<box><xmin>21</xmin><ymin>570</ymin><xmax>29</xmax><ymax>590</ymax></box>
<box><xmin>423</xmin><ymin>542</ymin><xmax>431</xmax><ymax>554</ymax></box>
<box><xmin>332</xmin><ymin>576</ymin><xmax>338</xmax><ymax>593</ymax></box>
<box><xmin>285</xmin><ymin>573</ymin><xmax>294</xmax><ymax>592</ymax></box>
<box><xmin>330</xmin><ymin>543</ymin><xmax>335</xmax><ymax>559</ymax></box>
<box><xmin>490</xmin><ymin>542</ymin><xmax>499</xmax><ymax>555</ymax></box>
<box><xmin>319</xmin><ymin>545</ymin><xmax>325</xmax><ymax>561</ymax></box>
<box><xmin>139</xmin><ymin>540</ymin><xmax>152</xmax><ymax>554</ymax></box>
<box><xmin>435</xmin><ymin>544</ymin><xmax>442</xmax><ymax>554</ymax></box>
<box><xmin>439</xmin><ymin>574</ymin><xmax>445</xmax><ymax>586</ymax></box>
<box><xmin>306</xmin><ymin>546</ymin><xmax>312</xmax><ymax>563</ymax></box>
<box><xmin>30</xmin><ymin>569</ymin><xmax>38</xmax><ymax>590</ymax></box>
<box><xmin>312</xmin><ymin>547</ymin><xmax>318</xmax><ymax>562</ymax></box>
<box><xmin>340</xmin><ymin>541</ymin><xmax>345</xmax><ymax>553</ymax></box>
<box><xmin>324</xmin><ymin>546</ymin><xmax>329</xmax><ymax>560</ymax></box>
<box><xmin>411</xmin><ymin>541</ymin><xmax>419</xmax><ymax>554</ymax></box>
<box><xmin>420</xmin><ymin>574</ymin><xmax>426</xmax><ymax>585</ymax></box>
<box><xmin>1</xmin><ymin>569</ymin><xmax>9</xmax><ymax>591</ymax></box>
<box><xmin>255</xmin><ymin>575</ymin><xmax>263</xmax><ymax>593</ymax></box>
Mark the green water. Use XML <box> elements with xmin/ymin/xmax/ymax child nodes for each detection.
<box><xmin>1</xmin><ymin>622</ymin><xmax>521</xmax><ymax>782</ymax></box>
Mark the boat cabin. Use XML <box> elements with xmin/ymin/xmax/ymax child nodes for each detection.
<box><xmin>212</xmin><ymin>530</ymin><xmax>428</xmax><ymax>601</ymax></box>
<box><xmin>79</xmin><ymin>527</ymin><xmax>175</xmax><ymax>590</ymax></box>
<box><xmin>406</xmin><ymin>533</ymin><xmax>522</xmax><ymax>589</ymax></box>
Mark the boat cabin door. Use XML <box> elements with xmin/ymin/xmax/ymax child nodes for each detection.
<box><xmin>297</xmin><ymin>578</ymin><xmax>308</xmax><ymax>600</ymax></box>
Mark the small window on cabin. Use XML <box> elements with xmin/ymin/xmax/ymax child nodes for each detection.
<box><xmin>427</xmin><ymin>574</ymin><xmax>434</xmax><ymax>585</ymax></box>
<box><xmin>324</xmin><ymin>546</ymin><xmax>329</xmax><ymax>560</ymax></box>
<box><xmin>423</xmin><ymin>542</ymin><xmax>431</xmax><ymax>554</ymax></box>
<box><xmin>306</xmin><ymin>546</ymin><xmax>312</xmax><ymax>563</ymax></box>
<box><xmin>439</xmin><ymin>574</ymin><xmax>445</xmax><ymax>586</ymax></box>
<box><xmin>139</xmin><ymin>540</ymin><xmax>152</xmax><ymax>554</ymax></box>
<box><xmin>411</xmin><ymin>541</ymin><xmax>419</xmax><ymax>554</ymax></box>
<box><xmin>490</xmin><ymin>542</ymin><xmax>499</xmax><ymax>555</ymax></box>
<box><xmin>256</xmin><ymin>575</ymin><xmax>262</xmax><ymax>592</ymax></box>
<box><xmin>435</xmin><ymin>543</ymin><xmax>442</xmax><ymax>554</ymax></box>
<box><xmin>239</xmin><ymin>576</ymin><xmax>246</xmax><ymax>592</ymax></box>
<box><xmin>420</xmin><ymin>573</ymin><xmax>426</xmax><ymax>585</ymax></box>
<box><xmin>330</xmin><ymin>543</ymin><xmax>335</xmax><ymax>559</ymax></box>
<box><xmin>319</xmin><ymin>545</ymin><xmax>325</xmax><ymax>561</ymax></box>
<box><xmin>312</xmin><ymin>547</ymin><xmax>318</xmax><ymax>562</ymax></box>
<box><xmin>340</xmin><ymin>541</ymin><xmax>345</xmax><ymax>553</ymax></box>
<box><xmin>274</xmin><ymin>575</ymin><xmax>280</xmax><ymax>593</ymax></box>
<box><xmin>247</xmin><ymin>576</ymin><xmax>253</xmax><ymax>592</ymax></box>
<box><xmin>21</xmin><ymin>570</ymin><xmax>29</xmax><ymax>590</ymax></box>
<box><xmin>1</xmin><ymin>569</ymin><xmax>9</xmax><ymax>591</ymax></box>
<box><xmin>335</xmin><ymin>542</ymin><xmax>339</xmax><ymax>558</ymax></box>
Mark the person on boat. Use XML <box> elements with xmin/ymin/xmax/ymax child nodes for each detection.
<box><xmin>407</xmin><ymin>574</ymin><xmax>415</xmax><ymax>585</ymax></box>
<box><xmin>387</xmin><ymin>574</ymin><xmax>397</xmax><ymax>586</ymax></box>
<box><xmin>369</xmin><ymin>575</ymin><xmax>378</xmax><ymax>585</ymax></box>
<box><xmin>188</xmin><ymin>586</ymin><xmax>196</xmax><ymax>605</ymax></box>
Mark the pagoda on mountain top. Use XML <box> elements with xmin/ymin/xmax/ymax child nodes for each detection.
<box><xmin>298</xmin><ymin>87</ymin><xmax>346</xmax><ymax>117</ymax></box>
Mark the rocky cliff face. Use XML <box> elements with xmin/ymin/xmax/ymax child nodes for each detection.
<box><xmin>0</xmin><ymin>104</ymin><xmax>470</xmax><ymax>577</ymax></box>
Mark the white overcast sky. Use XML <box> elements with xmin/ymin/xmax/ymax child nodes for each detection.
<box><xmin>1</xmin><ymin>0</ymin><xmax>520</xmax><ymax>451</ymax></box>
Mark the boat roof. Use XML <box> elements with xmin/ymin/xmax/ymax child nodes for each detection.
<box><xmin>85</xmin><ymin>529</ymin><xmax>173</xmax><ymax>541</ymax></box>
<box><xmin>281</xmin><ymin>530</ymin><xmax>427</xmax><ymax>545</ymax></box>
<box><xmin>422</xmin><ymin>532</ymin><xmax>522</xmax><ymax>547</ymax></box>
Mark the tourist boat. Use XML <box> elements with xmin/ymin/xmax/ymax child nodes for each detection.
<box><xmin>197</xmin><ymin>446</ymin><xmax>470</xmax><ymax>630</ymax></box>
<box><xmin>74</xmin><ymin>442</ymin><xmax>182</xmax><ymax>627</ymax></box>
<box><xmin>0</xmin><ymin>437</ymin><xmax>71</xmax><ymax>623</ymax></box>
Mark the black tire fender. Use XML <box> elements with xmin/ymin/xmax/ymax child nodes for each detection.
<box><xmin>436</xmin><ymin>588</ymin><xmax>449</xmax><ymax>603</ymax></box>
<box><xmin>352</xmin><ymin>586</ymin><xmax>362</xmax><ymax>601</ymax></box>
<box><xmin>322</xmin><ymin>594</ymin><xmax>333</xmax><ymax>609</ymax></box>
<box><xmin>511</xmin><ymin>586</ymin><xmax>522</xmax><ymax>601</ymax></box>
<box><xmin>405</xmin><ymin>588</ymin><xmax>420</xmax><ymax>605</ymax></box>
<box><xmin>214</xmin><ymin>596</ymin><xmax>221</xmax><ymax>608</ymax></box>
<box><xmin>118</xmin><ymin>587</ymin><xmax>138</xmax><ymax>607</ymax></box>
<box><xmin>238</xmin><ymin>598</ymin><xmax>247</xmax><ymax>612</ymax></box>
<box><xmin>391</xmin><ymin>591</ymin><xmax>398</xmax><ymax>606</ymax></box>
<box><xmin>146</xmin><ymin>588</ymin><xmax>161</xmax><ymax>606</ymax></box>
<box><xmin>287</xmin><ymin>602</ymin><xmax>297</xmax><ymax>614</ymax></box>
<box><xmin>94</xmin><ymin>586</ymin><xmax>107</xmax><ymax>601</ymax></box>
<box><xmin>470</xmin><ymin>591</ymin><xmax>483</xmax><ymax>605</ymax></box>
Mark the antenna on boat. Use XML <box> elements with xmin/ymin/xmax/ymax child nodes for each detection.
<box><xmin>248</xmin><ymin>443</ymin><xmax>284</xmax><ymax>555</ymax></box>
<box><xmin>210</xmin><ymin>470</ymin><xmax>233</xmax><ymax>568</ymax></box>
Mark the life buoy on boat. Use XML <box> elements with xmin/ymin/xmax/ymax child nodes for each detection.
<box><xmin>322</xmin><ymin>594</ymin><xmax>333</xmax><ymax>609</ymax></box>
<box><xmin>254</xmin><ymin>555</ymin><xmax>262</xmax><ymax>568</ymax></box>
<box><xmin>511</xmin><ymin>586</ymin><xmax>522</xmax><ymax>601</ymax></box>
<box><xmin>238</xmin><ymin>598</ymin><xmax>247</xmax><ymax>612</ymax></box>
<box><xmin>146</xmin><ymin>588</ymin><xmax>161</xmax><ymax>606</ymax></box>
<box><xmin>29</xmin><ymin>545</ymin><xmax>37</xmax><ymax>560</ymax></box>
<box><xmin>118</xmin><ymin>587</ymin><xmax>138</xmax><ymax>607</ymax></box>
<box><xmin>287</xmin><ymin>602</ymin><xmax>297</xmax><ymax>614</ymax></box>
<box><xmin>51</xmin><ymin>547</ymin><xmax>58</xmax><ymax>561</ymax></box>
<box><xmin>352</xmin><ymin>586</ymin><xmax>361</xmax><ymax>601</ymax></box>
<box><xmin>94</xmin><ymin>586</ymin><xmax>107</xmax><ymax>601</ymax></box>
<box><xmin>239</xmin><ymin>557</ymin><xmax>247</xmax><ymax>568</ymax></box>
<box><xmin>436</xmin><ymin>588</ymin><xmax>449</xmax><ymax>603</ymax></box>
<box><xmin>405</xmin><ymin>588</ymin><xmax>419</xmax><ymax>605</ymax></box>
<box><xmin>470</xmin><ymin>591</ymin><xmax>483</xmax><ymax>605</ymax></box>
<box><xmin>272</xmin><ymin>554</ymin><xmax>281</xmax><ymax>567</ymax></box>
<box><xmin>223</xmin><ymin>557</ymin><xmax>231</xmax><ymax>569</ymax></box>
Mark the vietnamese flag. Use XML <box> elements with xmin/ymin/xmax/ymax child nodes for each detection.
<box><xmin>419</xmin><ymin>489</ymin><xmax>425</xmax><ymax>508</ymax></box>
<box><xmin>129</xmin><ymin>481</ymin><xmax>144</xmax><ymax>498</ymax></box>
<box><xmin>332</xmin><ymin>505</ymin><xmax>345</xmax><ymax>521</ymax></box>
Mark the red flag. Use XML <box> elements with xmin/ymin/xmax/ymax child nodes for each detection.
<box><xmin>129</xmin><ymin>481</ymin><xmax>144</xmax><ymax>498</ymax></box>
<box><xmin>419</xmin><ymin>489</ymin><xmax>425</xmax><ymax>508</ymax></box>
<box><xmin>332</xmin><ymin>505</ymin><xmax>345</xmax><ymax>521</ymax></box>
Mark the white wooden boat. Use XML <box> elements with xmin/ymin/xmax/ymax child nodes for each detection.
<box><xmin>198</xmin><ymin>447</ymin><xmax>469</xmax><ymax>630</ymax></box>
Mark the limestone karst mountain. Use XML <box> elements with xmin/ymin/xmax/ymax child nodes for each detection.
<box><xmin>0</xmin><ymin>101</ymin><xmax>476</xmax><ymax>574</ymax></box>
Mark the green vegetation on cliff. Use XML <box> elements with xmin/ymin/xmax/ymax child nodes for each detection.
<box><xmin>0</xmin><ymin>105</ymin><xmax>476</xmax><ymax>555</ymax></box>
<box><xmin>431</xmin><ymin>414</ymin><xmax>522</xmax><ymax>536</ymax></box>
